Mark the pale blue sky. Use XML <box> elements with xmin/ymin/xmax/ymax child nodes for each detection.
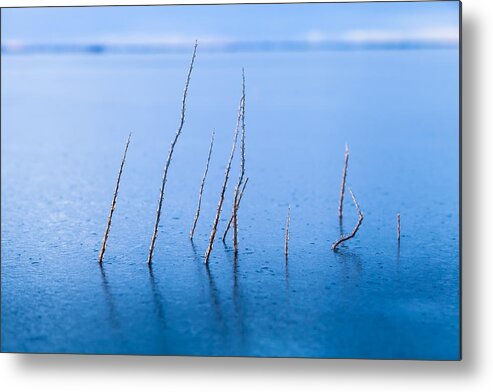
<box><xmin>2</xmin><ymin>2</ymin><xmax>460</xmax><ymax>45</ymax></box>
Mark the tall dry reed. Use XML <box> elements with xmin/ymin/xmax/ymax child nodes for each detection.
<box><xmin>190</xmin><ymin>131</ymin><xmax>215</xmax><ymax>240</ymax></box>
<box><xmin>147</xmin><ymin>42</ymin><xmax>198</xmax><ymax>264</ymax></box>
<box><xmin>338</xmin><ymin>144</ymin><xmax>349</xmax><ymax>219</ymax></box>
<box><xmin>204</xmin><ymin>92</ymin><xmax>244</xmax><ymax>264</ymax></box>
<box><xmin>98</xmin><ymin>132</ymin><xmax>132</xmax><ymax>263</ymax></box>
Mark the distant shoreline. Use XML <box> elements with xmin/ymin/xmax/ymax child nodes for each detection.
<box><xmin>1</xmin><ymin>39</ymin><xmax>458</xmax><ymax>55</ymax></box>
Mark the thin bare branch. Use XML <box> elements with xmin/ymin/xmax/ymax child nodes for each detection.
<box><xmin>332</xmin><ymin>188</ymin><xmax>364</xmax><ymax>250</ymax></box>
<box><xmin>190</xmin><ymin>130</ymin><xmax>215</xmax><ymax>240</ymax></box>
<box><xmin>147</xmin><ymin>42</ymin><xmax>198</xmax><ymax>264</ymax></box>
<box><xmin>98</xmin><ymin>132</ymin><xmax>132</xmax><ymax>263</ymax></box>
<box><xmin>338</xmin><ymin>144</ymin><xmax>349</xmax><ymax>219</ymax></box>
<box><xmin>204</xmin><ymin>94</ymin><xmax>244</xmax><ymax>264</ymax></box>
<box><xmin>285</xmin><ymin>205</ymin><xmax>291</xmax><ymax>258</ymax></box>
<box><xmin>222</xmin><ymin>177</ymin><xmax>248</xmax><ymax>242</ymax></box>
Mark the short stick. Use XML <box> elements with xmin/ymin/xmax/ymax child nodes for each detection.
<box><xmin>190</xmin><ymin>131</ymin><xmax>215</xmax><ymax>240</ymax></box>
<box><xmin>338</xmin><ymin>144</ymin><xmax>349</xmax><ymax>219</ymax></box>
<box><xmin>147</xmin><ymin>42</ymin><xmax>198</xmax><ymax>264</ymax></box>
<box><xmin>285</xmin><ymin>205</ymin><xmax>291</xmax><ymax>258</ymax></box>
<box><xmin>98</xmin><ymin>132</ymin><xmax>132</xmax><ymax>263</ymax></box>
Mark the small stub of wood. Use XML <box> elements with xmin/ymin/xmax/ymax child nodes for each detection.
<box><xmin>397</xmin><ymin>213</ymin><xmax>401</xmax><ymax>241</ymax></box>
<box><xmin>98</xmin><ymin>132</ymin><xmax>132</xmax><ymax>263</ymax></box>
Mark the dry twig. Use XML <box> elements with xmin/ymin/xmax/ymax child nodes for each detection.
<box><xmin>338</xmin><ymin>144</ymin><xmax>349</xmax><ymax>219</ymax></box>
<box><xmin>190</xmin><ymin>131</ymin><xmax>215</xmax><ymax>240</ymax></box>
<box><xmin>332</xmin><ymin>188</ymin><xmax>364</xmax><ymax>250</ymax></box>
<box><xmin>98</xmin><ymin>132</ymin><xmax>132</xmax><ymax>263</ymax></box>
<box><xmin>147</xmin><ymin>42</ymin><xmax>198</xmax><ymax>264</ymax></box>
<box><xmin>222</xmin><ymin>177</ymin><xmax>248</xmax><ymax>242</ymax></box>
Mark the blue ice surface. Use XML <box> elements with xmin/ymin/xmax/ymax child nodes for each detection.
<box><xmin>1</xmin><ymin>46</ymin><xmax>459</xmax><ymax>359</ymax></box>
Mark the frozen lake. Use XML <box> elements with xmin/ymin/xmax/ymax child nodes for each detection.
<box><xmin>1</xmin><ymin>47</ymin><xmax>459</xmax><ymax>358</ymax></box>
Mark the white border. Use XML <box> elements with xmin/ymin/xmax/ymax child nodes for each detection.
<box><xmin>2</xmin><ymin>0</ymin><xmax>493</xmax><ymax>391</ymax></box>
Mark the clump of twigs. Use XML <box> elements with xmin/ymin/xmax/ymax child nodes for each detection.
<box><xmin>231</xmin><ymin>69</ymin><xmax>247</xmax><ymax>255</ymax></box>
<box><xmin>204</xmin><ymin>92</ymin><xmax>244</xmax><ymax>264</ymax></box>
<box><xmin>222</xmin><ymin>177</ymin><xmax>248</xmax><ymax>242</ymax></box>
<box><xmin>397</xmin><ymin>213</ymin><xmax>401</xmax><ymax>241</ymax></box>
<box><xmin>147</xmin><ymin>42</ymin><xmax>198</xmax><ymax>264</ymax></box>
<box><xmin>190</xmin><ymin>130</ymin><xmax>215</xmax><ymax>240</ymax></box>
<box><xmin>285</xmin><ymin>205</ymin><xmax>291</xmax><ymax>258</ymax></box>
<box><xmin>338</xmin><ymin>144</ymin><xmax>349</xmax><ymax>219</ymax></box>
<box><xmin>98</xmin><ymin>132</ymin><xmax>132</xmax><ymax>263</ymax></box>
<box><xmin>332</xmin><ymin>188</ymin><xmax>364</xmax><ymax>250</ymax></box>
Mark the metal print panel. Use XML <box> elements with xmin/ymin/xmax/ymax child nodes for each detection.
<box><xmin>0</xmin><ymin>1</ymin><xmax>461</xmax><ymax>359</ymax></box>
